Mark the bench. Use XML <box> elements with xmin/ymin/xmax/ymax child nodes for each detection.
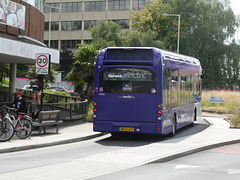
<box><xmin>32</xmin><ymin>110</ymin><xmax>63</xmax><ymax>134</ymax></box>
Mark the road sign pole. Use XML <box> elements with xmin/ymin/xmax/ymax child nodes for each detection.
<box><xmin>40</xmin><ymin>75</ymin><xmax>44</xmax><ymax>111</ymax></box>
<box><xmin>36</xmin><ymin>53</ymin><xmax>51</xmax><ymax>111</ymax></box>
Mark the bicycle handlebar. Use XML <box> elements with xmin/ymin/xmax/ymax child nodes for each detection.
<box><xmin>1</xmin><ymin>105</ymin><xmax>19</xmax><ymax>113</ymax></box>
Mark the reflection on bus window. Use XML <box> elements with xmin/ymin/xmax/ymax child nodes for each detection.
<box><xmin>99</xmin><ymin>68</ymin><xmax>156</xmax><ymax>94</ymax></box>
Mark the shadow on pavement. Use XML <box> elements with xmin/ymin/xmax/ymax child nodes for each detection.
<box><xmin>96</xmin><ymin>120</ymin><xmax>209</xmax><ymax>148</ymax></box>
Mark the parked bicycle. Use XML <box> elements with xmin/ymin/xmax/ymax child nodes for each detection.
<box><xmin>0</xmin><ymin>106</ymin><xmax>15</xmax><ymax>142</ymax></box>
<box><xmin>1</xmin><ymin>105</ymin><xmax>32</xmax><ymax>139</ymax></box>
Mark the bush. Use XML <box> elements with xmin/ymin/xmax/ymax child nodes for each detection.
<box><xmin>2</xmin><ymin>78</ymin><xmax>9</xmax><ymax>86</ymax></box>
<box><xmin>230</xmin><ymin>108</ymin><xmax>240</xmax><ymax>128</ymax></box>
<box><xmin>44</xmin><ymin>89</ymin><xmax>70</xmax><ymax>96</ymax></box>
<box><xmin>87</xmin><ymin>102</ymin><xmax>93</xmax><ymax>121</ymax></box>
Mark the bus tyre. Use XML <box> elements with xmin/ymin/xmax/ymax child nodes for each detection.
<box><xmin>111</xmin><ymin>133</ymin><xmax>120</xmax><ymax>139</ymax></box>
<box><xmin>170</xmin><ymin>116</ymin><xmax>176</xmax><ymax>137</ymax></box>
<box><xmin>191</xmin><ymin>109</ymin><xmax>197</xmax><ymax>127</ymax></box>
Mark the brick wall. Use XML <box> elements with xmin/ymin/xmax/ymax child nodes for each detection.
<box><xmin>0</xmin><ymin>0</ymin><xmax>44</xmax><ymax>43</ymax></box>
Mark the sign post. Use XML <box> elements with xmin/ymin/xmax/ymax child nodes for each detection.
<box><xmin>210</xmin><ymin>96</ymin><xmax>224</xmax><ymax>104</ymax></box>
<box><xmin>36</xmin><ymin>53</ymin><xmax>51</xmax><ymax>111</ymax></box>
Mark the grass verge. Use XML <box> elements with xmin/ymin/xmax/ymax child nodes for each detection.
<box><xmin>202</xmin><ymin>90</ymin><xmax>240</xmax><ymax>128</ymax></box>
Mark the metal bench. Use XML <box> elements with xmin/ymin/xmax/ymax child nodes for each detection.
<box><xmin>32</xmin><ymin>110</ymin><xmax>63</xmax><ymax>134</ymax></box>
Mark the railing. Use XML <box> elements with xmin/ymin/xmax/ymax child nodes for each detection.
<box><xmin>0</xmin><ymin>86</ymin><xmax>88</xmax><ymax>121</ymax></box>
<box><xmin>16</xmin><ymin>88</ymin><xmax>82</xmax><ymax>103</ymax></box>
<box><xmin>41</xmin><ymin>100</ymin><xmax>88</xmax><ymax>120</ymax></box>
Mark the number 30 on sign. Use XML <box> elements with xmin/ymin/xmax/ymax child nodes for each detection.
<box><xmin>36</xmin><ymin>53</ymin><xmax>50</xmax><ymax>75</ymax></box>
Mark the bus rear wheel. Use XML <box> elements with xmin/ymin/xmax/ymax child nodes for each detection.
<box><xmin>190</xmin><ymin>109</ymin><xmax>197</xmax><ymax>127</ymax></box>
<box><xmin>170</xmin><ymin>115</ymin><xmax>176</xmax><ymax>137</ymax></box>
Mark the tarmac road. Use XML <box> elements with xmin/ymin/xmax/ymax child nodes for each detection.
<box><xmin>91</xmin><ymin>143</ymin><xmax>240</xmax><ymax>180</ymax></box>
<box><xmin>0</xmin><ymin>115</ymin><xmax>240</xmax><ymax>179</ymax></box>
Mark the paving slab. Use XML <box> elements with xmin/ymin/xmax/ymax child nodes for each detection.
<box><xmin>1</xmin><ymin>116</ymin><xmax>240</xmax><ymax>179</ymax></box>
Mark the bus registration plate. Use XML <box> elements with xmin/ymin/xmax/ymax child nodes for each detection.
<box><xmin>119</xmin><ymin>127</ymin><xmax>134</xmax><ymax>132</ymax></box>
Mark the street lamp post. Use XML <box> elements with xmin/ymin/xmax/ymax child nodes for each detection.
<box><xmin>164</xmin><ymin>14</ymin><xmax>180</xmax><ymax>54</ymax></box>
<box><xmin>48</xmin><ymin>7</ymin><xmax>52</xmax><ymax>47</ymax></box>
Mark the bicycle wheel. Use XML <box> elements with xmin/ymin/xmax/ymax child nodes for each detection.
<box><xmin>0</xmin><ymin>121</ymin><xmax>15</xmax><ymax>142</ymax></box>
<box><xmin>15</xmin><ymin>119</ymin><xmax>32</xmax><ymax>139</ymax></box>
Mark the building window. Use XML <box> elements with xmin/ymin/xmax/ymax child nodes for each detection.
<box><xmin>61</xmin><ymin>40</ymin><xmax>81</xmax><ymax>49</ymax></box>
<box><xmin>44</xmin><ymin>40</ymin><xmax>59</xmax><ymax>49</ymax></box>
<box><xmin>84</xmin><ymin>20</ymin><xmax>98</xmax><ymax>30</ymax></box>
<box><xmin>45</xmin><ymin>22</ymin><xmax>59</xmax><ymax>31</ymax></box>
<box><xmin>108</xmin><ymin>0</ymin><xmax>130</xmax><ymax>10</ymax></box>
<box><xmin>132</xmin><ymin>0</ymin><xmax>148</xmax><ymax>10</ymax></box>
<box><xmin>62</xmin><ymin>2</ymin><xmax>82</xmax><ymax>12</ymax></box>
<box><xmin>84</xmin><ymin>40</ymin><xmax>92</xmax><ymax>44</ymax></box>
<box><xmin>85</xmin><ymin>1</ymin><xmax>106</xmax><ymax>11</ymax></box>
<box><xmin>111</xmin><ymin>19</ymin><xmax>129</xmax><ymax>29</ymax></box>
<box><xmin>44</xmin><ymin>3</ymin><xmax>60</xmax><ymax>13</ymax></box>
<box><xmin>61</xmin><ymin>21</ymin><xmax>82</xmax><ymax>31</ymax></box>
<box><xmin>44</xmin><ymin>22</ymin><xmax>49</xmax><ymax>31</ymax></box>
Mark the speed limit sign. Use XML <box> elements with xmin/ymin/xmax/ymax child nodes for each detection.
<box><xmin>36</xmin><ymin>53</ymin><xmax>51</xmax><ymax>75</ymax></box>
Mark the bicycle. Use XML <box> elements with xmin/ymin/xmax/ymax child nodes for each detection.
<box><xmin>0</xmin><ymin>106</ymin><xmax>15</xmax><ymax>142</ymax></box>
<box><xmin>2</xmin><ymin>105</ymin><xmax>33</xmax><ymax>139</ymax></box>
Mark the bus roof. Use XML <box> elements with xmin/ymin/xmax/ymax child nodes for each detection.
<box><xmin>100</xmin><ymin>47</ymin><xmax>201</xmax><ymax>67</ymax></box>
<box><xmin>161</xmin><ymin>49</ymin><xmax>200</xmax><ymax>65</ymax></box>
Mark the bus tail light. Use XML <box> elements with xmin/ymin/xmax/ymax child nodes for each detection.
<box><xmin>93</xmin><ymin>102</ymin><xmax>97</xmax><ymax>112</ymax></box>
<box><xmin>157</xmin><ymin>104</ymin><xmax>162</xmax><ymax>115</ymax></box>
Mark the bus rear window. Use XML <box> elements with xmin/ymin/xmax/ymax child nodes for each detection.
<box><xmin>106</xmin><ymin>49</ymin><xmax>153</xmax><ymax>61</ymax></box>
<box><xmin>99</xmin><ymin>68</ymin><xmax>156</xmax><ymax>94</ymax></box>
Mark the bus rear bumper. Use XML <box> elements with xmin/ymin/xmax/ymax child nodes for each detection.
<box><xmin>93</xmin><ymin>120</ymin><xmax>159</xmax><ymax>134</ymax></box>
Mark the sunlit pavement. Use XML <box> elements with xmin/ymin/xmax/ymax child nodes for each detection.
<box><xmin>1</xmin><ymin>115</ymin><xmax>240</xmax><ymax>179</ymax></box>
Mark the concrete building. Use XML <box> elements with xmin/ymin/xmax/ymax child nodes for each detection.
<box><xmin>0</xmin><ymin>0</ymin><xmax>59</xmax><ymax>101</ymax></box>
<box><xmin>43</xmin><ymin>0</ymin><xmax>149</xmax><ymax>51</ymax></box>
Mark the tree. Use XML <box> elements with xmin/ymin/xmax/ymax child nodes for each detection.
<box><xmin>130</xmin><ymin>0</ymin><xmax>240</xmax><ymax>89</ymax></box>
<box><xmin>170</xmin><ymin>0</ymin><xmax>239</xmax><ymax>89</ymax></box>
<box><xmin>222</xmin><ymin>42</ymin><xmax>240</xmax><ymax>90</ymax></box>
<box><xmin>59</xmin><ymin>48</ymin><xmax>74</xmax><ymax>79</ymax></box>
<box><xmin>90</xmin><ymin>20</ymin><xmax>122</xmax><ymax>49</ymax></box>
<box><xmin>130</xmin><ymin>0</ymin><xmax>183</xmax><ymax>52</ymax></box>
<box><xmin>0</xmin><ymin>64</ymin><xmax>9</xmax><ymax>85</ymax></box>
<box><xmin>66</xmin><ymin>45</ymin><xmax>98</xmax><ymax>101</ymax></box>
<box><xmin>26</xmin><ymin>65</ymin><xmax>56</xmax><ymax>90</ymax></box>
<box><xmin>122</xmin><ymin>29</ymin><xmax>164</xmax><ymax>48</ymax></box>
<box><xmin>17</xmin><ymin>64</ymin><xmax>28</xmax><ymax>77</ymax></box>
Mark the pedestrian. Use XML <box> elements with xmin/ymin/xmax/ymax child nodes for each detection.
<box><xmin>28</xmin><ymin>92</ymin><xmax>40</xmax><ymax>121</ymax></box>
<box><xmin>13</xmin><ymin>91</ymin><xmax>28</xmax><ymax>114</ymax></box>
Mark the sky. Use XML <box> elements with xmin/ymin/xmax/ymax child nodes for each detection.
<box><xmin>230</xmin><ymin>0</ymin><xmax>240</xmax><ymax>41</ymax></box>
<box><xmin>230</xmin><ymin>0</ymin><xmax>240</xmax><ymax>15</ymax></box>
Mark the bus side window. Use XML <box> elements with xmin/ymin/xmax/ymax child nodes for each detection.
<box><xmin>163</xmin><ymin>69</ymin><xmax>169</xmax><ymax>109</ymax></box>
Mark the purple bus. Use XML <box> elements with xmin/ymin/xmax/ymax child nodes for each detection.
<box><xmin>93</xmin><ymin>47</ymin><xmax>202</xmax><ymax>136</ymax></box>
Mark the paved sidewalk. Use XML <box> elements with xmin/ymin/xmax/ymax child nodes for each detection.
<box><xmin>0</xmin><ymin>116</ymin><xmax>240</xmax><ymax>179</ymax></box>
<box><xmin>0</xmin><ymin>122</ymin><xmax>104</xmax><ymax>154</ymax></box>
<box><xmin>1</xmin><ymin>116</ymin><xmax>240</xmax><ymax>156</ymax></box>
